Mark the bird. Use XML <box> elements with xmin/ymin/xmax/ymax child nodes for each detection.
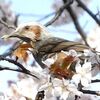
<box><xmin>2</xmin><ymin>22</ymin><xmax>90</xmax><ymax>68</ymax></box>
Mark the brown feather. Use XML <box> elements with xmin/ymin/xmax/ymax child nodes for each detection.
<box><xmin>33</xmin><ymin>37</ymin><xmax>89</xmax><ymax>68</ymax></box>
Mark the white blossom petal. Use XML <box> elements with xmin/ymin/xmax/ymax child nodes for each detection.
<box><xmin>84</xmin><ymin>73</ymin><xmax>92</xmax><ymax>81</ymax></box>
<box><xmin>52</xmin><ymin>78</ymin><xmax>62</xmax><ymax>87</ymax></box>
<box><xmin>75</xmin><ymin>62</ymin><xmax>82</xmax><ymax>73</ymax></box>
<box><xmin>82</xmin><ymin>62</ymin><xmax>91</xmax><ymax>72</ymax></box>
<box><xmin>60</xmin><ymin>91</ymin><xmax>69</xmax><ymax>100</ymax></box>
<box><xmin>74</xmin><ymin>61</ymin><xmax>92</xmax><ymax>87</ymax></box>
<box><xmin>54</xmin><ymin>87</ymin><xmax>62</xmax><ymax>97</ymax></box>
<box><xmin>38</xmin><ymin>82</ymin><xmax>52</xmax><ymax>91</ymax></box>
<box><xmin>42</xmin><ymin>58</ymin><xmax>55</xmax><ymax>67</ymax></box>
<box><xmin>68</xmin><ymin>86</ymin><xmax>83</xmax><ymax>96</ymax></box>
<box><xmin>45</xmin><ymin>87</ymin><xmax>54</xmax><ymax>98</ymax></box>
<box><xmin>81</xmin><ymin>77</ymin><xmax>90</xmax><ymax>87</ymax></box>
<box><xmin>69</xmin><ymin>49</ymin><xmax>78</xmax><ymax>57</ymax></box>
<box><xmin>72</xmin><ymin>74</ymin><xmax>81</xmax><ymax>85</ymax></box>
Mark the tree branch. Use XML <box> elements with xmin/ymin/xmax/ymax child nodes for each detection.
<box><xmin>0</xmin><ymin>65</ymin><xmax>39</xmax><ymax>78</ymax></box>
<box><xmin>80</xmin><ymin>89</ymin><xmax>100</xmax><ymax>95</ymax></box>
<box><xmin>62</xmin><ymin>0</ymin><xmax>89</xmax><ymax>46</ymax></box>
<box><xmin>37</xmin><ymin>12</ymin><xmax>55</xmax><ymax>22</ymax></box>
<box><xmin>0</xmin><ymin>56</ymin><xmax>39</xmax><ymax>79</ymax></box>
<box><xmin>14</xmin><ymin>14</ymin><xmax>19</xmax><ymax>27</ymax></box>
<box><xmin>91</xmin><ymin>79</ymin><xmax>100</xmax><ymax>83</ymax></box>
<box><xmin>0</xmin><ymin>19</ymin><xmax>16</xmax><ymax>30</ymax></box>
<box><xmin>44</xmin><ymin>0</ymin><xmax>73</xmax><ymax>27</ymax></box>
<box><xmin>76</xmin><ymin>0</ymin><xmax>100</xmax><ymax>25</ymax></box>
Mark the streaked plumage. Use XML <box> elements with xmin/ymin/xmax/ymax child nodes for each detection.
<box><xmin>2</xmin><ymin>22</ymin><xmax>90</xmax><ymax>68</ymax></box>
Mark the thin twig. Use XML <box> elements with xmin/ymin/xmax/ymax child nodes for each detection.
<box><xmin>76</xmin><ymin>0</ymin><xmax>100</xmax><ymax>25</ymax></box>
<box><xmin>0</xmin><ymin>19</ymin><xmax>16</xmax><ymax>30</ymax></box>
<box><xmin>75</xmin><ymin>95</ymin><xmax>80</xmax><ymax>100</ymax></box>
<box><xmin>78</xmin><ymin>82</ymin><xmax>100</xmax><ymax>95</ymax></box>
<box><xmin>91</xmin><ymin>79</ymin><xmax>100</xmax><ymax>83</ymax></box>
<box><xmin>0</xmin><ymin>56</ymin><xmax>28</xmax><ymax>71</ymax></box>
<box><xmin>44</xmin><ymin>9</ymin><xmax>63</xmax><ymax>27</ymax></box>
<box><xmin>37</xmin><ymin>12</ymin><xmax>55</xmax><ymax>22</ymax></box>
<box><xmin>80</xmin><ymin>89</ymin><xmax>100</xmax><ymax>95</ymax></box>
<box><xmin>0</xmin><ymin>5</ymin><xmax>18</xmax><ymax>28</ymax></box>
<box><xmin>16</xmin><ymin>12</ymin><xmax>47</xmax><ymax>17</ymax></box>
<box><xmin>14</xmin><ymin>14</ymin><xmax>20</xmax><ymax>27</ymax></box>
<box><xmin>0</xmin><ymin>56</ymin><xmax>39</xmax><ymax>79</ymax></box>
<box><xmin>44</xmin><ymin>0</ymin><xmax>73</xmax><ymax>27</ymax></box>
<box><xmin>0</xmin><ymin>65</ymin><xmax>39</xmax><ymax>79</ymax></box>
<box><xmin>0</xmin><ymin>5</ymin><xmax>6</xmax><ymax>17</ymax></box>
<box><xmin>65</xmin><ymin>5</ymin><xmax>89</xmax><ymax>46</ymax></box>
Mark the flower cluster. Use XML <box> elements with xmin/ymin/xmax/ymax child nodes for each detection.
<box><xmin>1</xmin><ymin>48</ymin><xmax>100</xmax><ymax>100</ymax></box>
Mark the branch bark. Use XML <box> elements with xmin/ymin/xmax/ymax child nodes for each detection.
<box><xmin>76</xmin><ymin>0</ymin><xmax>100</xmax><ymax>25</ymax></box>
<box><xmin>0</xmin><ymin>19</ymin><xmax>16</xmax><ymax>30</ymax></box>
<box><xmin>63</xmin><ymin>0</ymin><xmax>89</xmax><ymax>46</ymax></box>
<box><xmin>80</xmin><ymin>89</ymin><xmax>100</xmax><ymax>95</ymax></box>
<box><xmin>45</xmin><ymin>0</ymin><xmax>73</xmax><ymax>26</ymax></box>
<box><xmin>0</xmin><ymin>56</ymin><xmax>39</xmax><ymax>79</ymax></box>
<box><xmin>0</xmin><ymin>65</ymin><xmax>38</xmax><ymax>78</ymax></box>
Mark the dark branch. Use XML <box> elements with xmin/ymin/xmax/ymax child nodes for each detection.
<box><xmin>35</xmin><ymin>90</ymin><xmax>45</xmax><ymax>100</ymax></box>
<box><xmin>78</xmin><ymin>82</ymin><xmax>100</xmax><ymax>95</ymax></box>
<box><xmin>0</xmin><ymin>56</ymin><xmax>27</xmax><ymax>71</ymax></box>
<box><xmin>0</xmin><ymin>19</ymin><xmax>16</xmax><ymax>30</ymax></box>
<box><xmin>0</xmin><ymin>5</ymin><xmax>7</xmax><ymax>17</ymax></box>
<box><xmin>91</xmin><ymin>79</ymin><xmax>100</xmax><ymax>83</ymax></box>
<box><xmin>14</xmin><ymin>14</ymin><xmax>20</xmax><ymax>27</ymax></box>
<box><xmin>62</xmin><ymin>0</ymin><xmax>89</xmax><ymax>46</ymax></box>
<box><xmin>0</xmin><ymin>65</ymin><xmax>39</xmax><ymax>78</ymax></box>
<box><xmin>37</xmin><ymin>12</ymin><xmax>55</xmax><ymax>22</ymax></box>
<box><xmin>44</xmin><ymin>0</ymin><xmax>73</xmax><ymax>27</ymax></box>
<box><xmin>75</xmin><ymin>95</ymin><xmax>80</xmax><ymax>100</ymax></box>
<box><xmin>76</xmin><ymin>0</ymin><xmax>100</xmax><ymax>25</ymax></box>
<box><xmin>80</xmin><ymin>89</ymin><xmax>100</xmax><ymax>95</ymax></box>
<box><xmin>0</xmin><ymin>56</ymin><xmax>39</xmax><ymax>79</ymax></box>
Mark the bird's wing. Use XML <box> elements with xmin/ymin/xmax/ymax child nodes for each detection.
<box><xmin>33</xmin><ymin>37</ymin><xmax>90</xmax><ymax>67</ymax></box>
<box><xmin>37</xmin><ymin>37</ymin><xmax>89</xmax><ymax>54</ymax></box>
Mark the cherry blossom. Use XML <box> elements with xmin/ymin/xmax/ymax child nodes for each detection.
<box><xmin>72</xmin><ymin>61</ymin><xmax>92</xmax><ymax>87</ymax></box>
<box><xmin>38</xmin><ymin>76</ymin><xmax>82</xmax><ymax>100</ymax></box>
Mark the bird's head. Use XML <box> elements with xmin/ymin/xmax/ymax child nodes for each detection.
<box><xmin>2</xmin><ymin>22</ymin><xmax>51</xmax><ymax>42</ymax></box>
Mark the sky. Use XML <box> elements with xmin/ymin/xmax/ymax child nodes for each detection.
<box><xmin>0</xmin><ymin>0</ymin><xmax>100</xmax><ymax>92</ymax></box>
<box><xmin>6</xmin><ymin>0</ymin><xmax>100</xmax><ymax>40</ymax></box>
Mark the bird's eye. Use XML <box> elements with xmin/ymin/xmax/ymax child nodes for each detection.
<box><xmin>24</xmin><ymin>26</ymin><xmax>30</xmax><ymax>30</ymax></box>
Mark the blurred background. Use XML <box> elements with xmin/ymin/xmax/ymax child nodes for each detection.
<box><xmin>0</xmin><ymin>0</ymin><xmax>100</xmax><ymax>97</ymax></box>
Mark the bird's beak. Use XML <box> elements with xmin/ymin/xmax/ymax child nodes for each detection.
<box><xmin>1</xmin><ymin>31</ymin><xmax>36</xmax><ymax>45</ymax></box>
<box><xmin>1</xmin><ymin>30</ymin><xmax>19</xmax><ymax>40</ymax></box>
<box><xmin>1</xmin><ymin>34</ymin><xmax>11</xmax><ymax>40</ymax></box>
